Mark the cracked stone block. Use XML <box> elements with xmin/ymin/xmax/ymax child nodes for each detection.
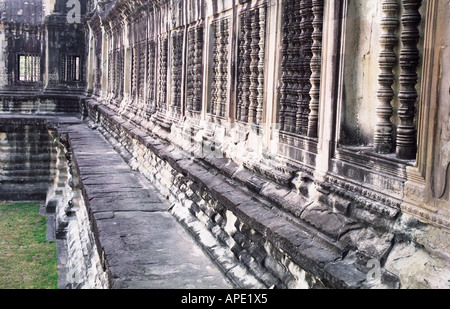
<box><xmin>300</xmin><ymin>202</ymin><xmax>363</xmax><ymax>240</ymax></box>
<box><xmin>339</xmin><ymin>227</ymin><xmax>394</xmax><ymax>262</ymax></box>
<box><xmin>384</xmin><ymin>242</ymin><xmax>450</xmax><ymax>289</ymax></box>
<box><xmin>323</xmin><ymin>259</ymin><xmax>367</xmax><ymax>289</ymax></box>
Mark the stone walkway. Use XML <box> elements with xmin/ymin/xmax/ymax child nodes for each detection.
<box><xmin>60</xmin><ymin>123</ymin><xmax>233</xmax><ymax>289</ymax></box>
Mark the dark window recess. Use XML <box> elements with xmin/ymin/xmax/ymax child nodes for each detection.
<box><xmin>18</xmin><ymin>55</ymin><xmax>41</xmax><ymax>82</ymax></box>
<box><xmin>61</xmin><ymin>54</ymin><xmax>81</xmax><ymax>82</ymax></box>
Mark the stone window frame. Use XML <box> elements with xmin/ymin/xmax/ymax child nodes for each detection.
<box><xmin>334</xmin><ymin>0</ymin><xmax>426</xmax><ymax>163</ymax></box>
<box><xmin>185</xmin><ymin>20</ymin><xmax>205</xmax><ymax>117</ymax></box>
<box><xmin>205</xmin><ymin>13</ymin><xmax>233</xmax><ymax>124</ymax></box>
<box><xmin>312</xmin><ymin>0</ymin><xmax>445</xmax><ymax>226</ymax></box>
<box><xmin>16</xmin><ymin>54</ymin><xmax>41</xmax><ymax>83</ymax></box>
<box><xmin>234</xmin><ymin>1</ymin><xmax>268</xmax><ymax>127</ymax></box>
<box><xmin>60</xmin><ymin>54</ymin><xmax>82</xmax><ymax>83</ymax></box>
<box><xmin>320</xmin><ymin>0</ymin><xmax>425</xmax><ymax>179</ymax></box>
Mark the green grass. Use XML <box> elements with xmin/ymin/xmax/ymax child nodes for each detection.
<box><xmin>0</xmin><ymin>202</ymin><xmax>58</xmax><ymax>289</ymax></box>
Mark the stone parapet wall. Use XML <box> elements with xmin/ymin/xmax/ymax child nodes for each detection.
<box><xmin>0</xmin><ymin>0</ymin><xmax>448</xmax><ymax>289</ymax></box>
<box><xmin>50</xmin><ymin>128</ymin><xmax>110</xmax><ymax>289</ymax></box>
<box><xmin>0</xmin><ymin>118</ymin><xmax>55</xmax><ymax>201</ymax></box>
<box><xmin>0</xmin><ymin>95</ymin><xmax>83</xmax><ymax>115</ymax></box>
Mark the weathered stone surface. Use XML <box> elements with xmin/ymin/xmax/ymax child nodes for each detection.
<box><xmin>384</xmin><ymin>242</ymin><xmax>450</xmax><ymax>289</ymax></box>
<box><xmin>301</xmin><ymin>202</ymin><xmax>363</xmax><ymax>240</ymax></box>
<box><xmin>340</xmin><ymin>227</ymin><xmax>394</xmax><ymax>262</ymax></box>
<box><xmin>1</xmin><ymin>0</ymin><xmax>449</xmax><ymax>290</ymax></box>
<box><xmin>60</xmin><ymin>123</ymin><xmax>233</xmax><ymax>289</ymax></box>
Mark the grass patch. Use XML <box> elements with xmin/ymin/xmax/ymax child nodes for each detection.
<box><xmin>0</xmin><ymin>201</ymin><xmax>58</xmax><ymax>289</ymax></box>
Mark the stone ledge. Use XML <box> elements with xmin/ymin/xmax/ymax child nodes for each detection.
<box><xmin>85</xmin><ymin>100</ymin><xmax>402</xmax><ymax>289</ymax></box>
<box><xmin>58</xmin><ymin>122</ymin><xmax>234</xmax><ymax>289</ymax></box>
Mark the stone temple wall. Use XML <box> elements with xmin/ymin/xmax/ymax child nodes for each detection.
<box><xmin>0</xmin><ymin>0</ymin><xmax>449</xmax><ymax>288</ymax></box>
<box><xmin>0</xmin><ymin>0</ymin><xmax>86</xmax><ymax>113</ymax></box>
<box><xmin>0</xmin><ymin>118</ymin><xmax>55</xmax><ymax>201</ymax></box>
<box><xmin>80</xmin><ymin>0</ymin><xmax>449</xmax><ymax>288</ymax></box>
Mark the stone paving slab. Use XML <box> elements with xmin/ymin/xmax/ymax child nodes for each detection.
<box><xmin>61</xmin><ymin>123</ymin><xmax>233</xmax><ymax>289</ymax></box>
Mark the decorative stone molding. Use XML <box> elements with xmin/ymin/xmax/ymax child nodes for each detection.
<box><xmin>322</xmin><ymin>175</ymin><xmax>401</xmax><ymax>220</ymax></box>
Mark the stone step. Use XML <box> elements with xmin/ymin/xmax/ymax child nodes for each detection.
<box><xmin>1</xmin><ymin>162</ymin><xmax>55</xmax><ymax>170</ymax></box>
<box><xmin>0</xmin><ymin>143</ymin><xmax>52</xmax><ymax>150</ymax></box>
<box><xmin>0</xmin><ymin>183</ymin><xmax>50</xmax><ymax>200</ymax></box>
<box><xmin>0</xmin><ymin>153</ymin><xmax>53</xmax><ymax>162</ymax></box>
<box><xmin>0</xmin><ymin>175</ymin><xmax>52</xmax><ymax>184</ymax></box>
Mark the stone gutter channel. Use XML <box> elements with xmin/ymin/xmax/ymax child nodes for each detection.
<box><xmin>0</xmin><ymin>113</ymin><xmax>401</xmax><ymax>289</ymax></box>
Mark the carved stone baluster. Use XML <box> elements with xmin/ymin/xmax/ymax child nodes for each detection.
<box><xmin>119</xmin><ymin>48</ymin><xmax>124</xmax><ymax>99</ymax></box>
<box><xmin>295</xmin><ymin>0</ymin><xmax>305</xmax><ymax>134</ymax></box>
<box><xmin>256</xmin><ymin>6</ymin><xmax>266</xmax><ymax>125</ymax></box>
<box><xmin>216</xmin><ymin>21</ymin><xmax>224</xmax><ymax>117</ymax></box>
<box><xmin>284</xmin><ymin>0</ymin><xmax>297</xmax><ymax>133</ymax></box>
<box><xmin>131</xmin><ymin>45</ymin><xmax>137</xmax><ymax>107</ymax></box>
<box><xmin>194</xmin><ymin>24</ymin><xmax>204</xmax><ymax>112</ymax></box>
<box><xmin>116</xmin><ymin>48</ymin><xmax>120</xmax><ymax>100</ymax></box>
<box><xmin>147</xmin><ymin>40</ymin><xmax>156</xmax><ymax>116</ymax></box>
<box><xmin>170</xmin><ymin>32</ymin><xmax>176</xmax><ymax>112</ymax></box>
<box><xmin>307</xmin><ymin>0</ymin><xmax>323</xmax><ymax>138</ymax></box>
<box><xmin>108</xmin><ymin>51</ymin><xmax>113</xmax><ymax>95</ymax></box>
<box><xmin>187</xmin><ymin>24</ymin><xmax>203</xmax><ymax>114</ymax></box>
<box><xmin>237</xmin><ymin>13</ymin><xmax>247</xmax><ymax>121</ymax></box>
<box><xmin>279</xmin><ymin>0</ymin><xmax>291</xmax><ymax>131</ymax></box>
<box><xmin>187</xmin><ymin>27</ymin><xmax>195</xmax><ymax>112</ymax></box>
<box><xmin>177</xmin><ymin>32</ymin><xmax>183</xmax><ymax>113</ymax></box>
<box><xmin>113</xmin><ymin>49</ymin><xmax>118</xmax><ymax>100</ymax></box>
<box><xmin>118</xmin><ymin>47</ymin><xmax>121</xmax><ymax>100</ymax></box>
<box><xmin>158</xmin><ymin>35</ymin><xmax>168</xmax><ymax>110</ymax></box>
<box><xmin>220</xmin><ymin>19</ymin><xmax>228</xmax><ymax>118</ymax></box>
<box><xmin>219</xmin><ymin>19</ymin><xmax>229</xmax><ymax>118</ymax></box>
<box><xmin>296</xmin><ymin>0</ymin><xmax>306</xmax><ymax>135</ymax></box>
<box><xmin>210</xmin><ymin>21</ymin><xmax>219</xmax><ymax>116</ymax></box>
<box><xmin>249</xmin><ymin>11</ymin><xmax>260</xmax><ymax>124</ymax></box>
<box><xmin>300</xmin><ymin>0</ymin><xmax>313</xmax><ymax>136</ymax></box>
<box><xmin>242</xmin><ymin>14</ymin><xmax>252</xmax><ymax>122</ymax></box>
<box><xmin>139</xmin><ymin>41</ymin><xmax>146</xmax><ymax>109</ymax></box>
<box><xmin>374</xmin><ymin>0</ymin><xmax>399</xmax><ymax>153</ymax></box>
<box><xmin>171</xmin><ymin>30</ymin><xmax>183</xmax><ymax>115</ymax></box>
<box><xmin>397</xmin><ymin>0</ymin><xmax>421</xmax><ymax>160</ymax></box>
